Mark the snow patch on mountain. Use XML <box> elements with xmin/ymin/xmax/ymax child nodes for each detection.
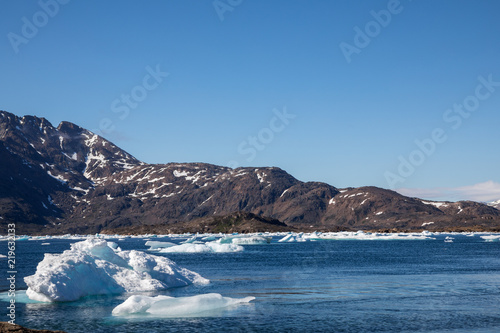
<box><xmin>421</xmin><ymin>201</ymin><xmax>449</xmax><ymax>209</ymax></box>
<box><xmin>488</xmin><ymin>199</ymin><xmax>500</xmax><ymax>209</ymax></box>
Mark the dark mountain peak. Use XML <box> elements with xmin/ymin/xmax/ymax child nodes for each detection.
<box><xmin>1</xmin><ymin>110</ymin><xmax>53</xmax><ymax>130</ymax></box>
<box><xmin>0</xmin><ymin>110</ymin><xmax>141</xmax><ymax>182</ymax></box>
<box><xmin>57</xmin><ymin>120</ymin><xmax>85</xmax><ymax>135</ymax></box>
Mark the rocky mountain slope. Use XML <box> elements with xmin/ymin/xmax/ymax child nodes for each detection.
<box><xmin>1</xmin><ymin>110</ymin><xmax>500</xmax><ymax>234</ymax></box>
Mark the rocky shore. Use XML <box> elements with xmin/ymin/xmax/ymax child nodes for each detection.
<box><xmin>0</xmin><ymin>322</ymin><xmax>66</xmax><ymax>333</ymax></box>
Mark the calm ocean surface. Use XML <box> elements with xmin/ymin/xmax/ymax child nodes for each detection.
<box><xmin>1</xmin><ymin>234</ymin><xmax>500</xmax><ymax>332</ymax></box>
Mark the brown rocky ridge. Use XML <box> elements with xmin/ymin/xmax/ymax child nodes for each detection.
<box><xmin>1</xmin><ymin>110</ymin><xmax>500</xmax><ymax>235</ymax></box>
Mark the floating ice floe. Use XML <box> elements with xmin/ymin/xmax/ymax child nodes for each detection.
<box><xmin>444</xmin><ymin>236</ymin><xmax>454</xmax><ymax>243</ymax></box>
<box><xmin>145</xmin><ymin>241</ymin><xmax>177</xmax><ymax>250</ymax></box>
<box><xmin>112</xmin><ymin>293</ymin><xmax>255</xmax><ymax>317</ymax></box>
<box><xmin>301</xmin><ymin>231</ymin><xmax>434</xmax><ymax>241</ymax></box>
<box><xmin>480</xmin><ymin>235</ymin><xmax>500</xmax><ymax>242</ymax></box>
<box><xmin>181</xmin><ymin>235</ymin><xmax>198</xmax><ymax>244</ymax></box>
<box><xmin>24</xmin><ymin>238</ymin><xmax>209</xmax><ymax>302</ymax></box>
<box><xmin>158</xmin><ymin>241</ymin><xmax>243</xmax><ymax>253</ymax></box>
<box><xmin>278</xmin><ymin>234</ymin><xmax>294</xmax><ymax>242</ymax></box>
<box><xmin>218</xmin><ymin>235</ymin><xmax>271</xmax><ymax>245</ymax></box>
<box><xmin>278</xmin><ymin>233</ymin><xmax>307</xmax><ymax>243</ymax></box>
<box><xmin>0</xmin><ymin>254</ymin><xmax>6</xmax><ymax>259</ymax></box>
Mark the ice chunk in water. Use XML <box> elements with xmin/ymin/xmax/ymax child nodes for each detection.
<box><xmin>219</xmin><ymin>235</ymin><xmax>270</xmax><ymax>245</ymax></box>
<box><xmin>278</xmin><ymin>233</ymin><xmax>307</xmax><ymax>243</ymax></box>
<box><xmin>480</xmin><ymin>235</ymin><xmax>500</xmax><ymax>242</ymax></box>
<box><xmin>159</xmin><ymin>241</ymin><xmax>243</xmax><ymax>253</ymax></box>
<box><xmin>145</xmin><ymin>241</ymin><xmax>177</xmax><ymax>250</ymax></box>
<box><xmin>112</xmin><ymin>293</ymin><xmax>255</xmax><ymax>317</ymax></box>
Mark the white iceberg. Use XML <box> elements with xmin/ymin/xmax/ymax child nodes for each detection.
<box><xmin>278</xmin><ymin>233</ymin><xmax>307</xmax><ymax>243</ymax></box>
<box><xmin>181</xmin><ymin>235</ymin><xmax>198</xmax><ymax>244</ymax></box>
<box><xmin>218</xmin><ymin>235</ymin><xmax>271</xmax><ymax>245</ymax></box>
<box><xmin>231</xmin><ymin>236</ymin><xmax>271</xmax><ymax>245</ymax></box>
<box><xmin>106</xmin><ymin>241</ymin><xmax>121</xmax><ymax>251</ymax></box>
<box><xmin>480</xmin><ymin>235</ymin><xmax>500</xmax><ymax>242</ymax></box>
<box><xmin>0</xmin><ymin>254</ymin><xmax>6</xmax><ymax>259</ymax></box>
<box><xmin>112</xmin><ymin>293</ymin><xmax>255</xmax><ymax>317</ymax></box>
<box><xmin>24</xmin><ymin>238</ymin><xmax>209</xmax><ymax>302</ymax></box>
<box><xmin>278</xmin><ymin>234</ymin><xmax>294</xmax><ymax>242</ymax></box>
<box><xmin>159</xmin><ymin>242</ymin><xmax>243</xmax><ymax>253</ymax></box>
<box><xmin>145</xmin><ymin>241</ymin><xmax>177</xmax><ymax>250</ymax></box>
<box><xmin>306</xmin><ymin>231</ymin><xmax>434</xmax><ymax>241</ymax></box>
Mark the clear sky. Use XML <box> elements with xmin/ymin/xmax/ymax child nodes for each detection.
<box><xmin>1</xmin><ymin>0</ymin><xmax>500</xmax><ymax>202</ymax></box>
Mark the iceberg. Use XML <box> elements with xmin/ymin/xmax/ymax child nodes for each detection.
<box><xmin>0</xmin><ymin>254</ymin><xmax>6</xmax><ymax>259</ymax></box>
<box><xmin>24</xmin><ymin>238</ymin><xmax>209</xmax><ymax>302</ymax></box>
<box><xmin>145</xmin><ymin>241</ymin><xmax>177</xmax><ymax>250</ymax></box>
<box><xmin>106</xmin><ymin>241</ymin><xmax>121</xmax><ymax>250</ymax></box>
<box><xmin>219</xmin><ymin>235</ymin><xmax>271</xmax><ymax>245</ymax></box>
<box><xmin>278</xmin><ymin>233</ymin><xmax>307</xmax><ymax>243</ymax></box>
<box><xmin>181</xmin><ymin>235</ymin><xmax>198</xmax><ymax>244</ymax></box>
<box><xmin>278</xmin><ymin>234</ymin><xmax>294</xmax><ymax>242</ymax></box>
<box><xmin>305</xmin><ymin>231</ymin><xmax>434</xmax><ymax>241</ymax></box>
<box><xmin>480</xmin><ymin>235</ymin><xmax>500</xmax><ymax>242</ymax></box>
<box><xmin>112</xmin><ymin>293</ymin><xmax>255</xmax><ymax>317</ymax></box>
<box><xmin>231</xmin><ymin>236</ymin><xmax>271</xmax><ymax>245</ymax></box>
<box><xmin>159</xmin><ymin>241</ymin><xmax>243</xmax><ymax>253</ymax></box>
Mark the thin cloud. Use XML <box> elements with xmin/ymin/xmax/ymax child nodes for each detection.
<box><xmin>397</xmin><ymin>180</ymin><xmax>500</xmax><ymax>203</ymax></box>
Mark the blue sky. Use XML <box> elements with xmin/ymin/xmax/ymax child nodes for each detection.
<box><xmin>1</xmin><ymin>0</ymin><xmax>500</xmax><ymax>202</ymax></box>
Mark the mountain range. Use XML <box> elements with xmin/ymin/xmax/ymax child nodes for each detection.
<box><xmin>1</xmin><ymin>110</ymin><xmax>500</xmax><ymax>234</ymax></box>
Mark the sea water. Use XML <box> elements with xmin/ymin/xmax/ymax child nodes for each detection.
<box><xmin>1</xmin><ymin>234</ymin><xmax>500</xmax><ymax>332</ymax></box>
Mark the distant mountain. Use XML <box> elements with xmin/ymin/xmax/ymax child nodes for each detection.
<box><xmin>488</xmin><ymin>199</ymin><xmax>500</xmax><ymax>210</ymax></box>
<box><xmin>1</xmin><ymin>110</ymin><xmax>500</xmax><ymax>234</ymax></box>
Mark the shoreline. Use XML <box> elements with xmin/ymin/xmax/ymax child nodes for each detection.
<box><xmin>1</xmin><ymin>229</ymin><xmax>500</xmax><ymax>239</ymax></box>
<box><xmin>0</xmin><ymin>322</ymin><xmax>66</xmax><ymax>333</ymax></box>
